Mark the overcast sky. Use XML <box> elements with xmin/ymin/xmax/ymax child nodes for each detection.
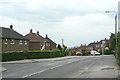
<box><xmin>0</xmin><ymin>0</ymin><xmax>120</xmax><ymax>47</ymax></box>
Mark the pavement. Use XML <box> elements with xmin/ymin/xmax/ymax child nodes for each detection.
<box><xmin>2</xmin><ymin>55</ymin><xmax>119</xmax><ymax>78</ymax></box>
<box><xmin>0</xmin><ymin>67</ymin><xmax>7</xmax><ymax>72</ymax></box>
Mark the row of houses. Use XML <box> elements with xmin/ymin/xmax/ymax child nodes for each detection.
<box><xmin>69</xmin><ymin>38</ymin><xmax>110</xmax><ymax>53</ymax></box>
<box><xmin>0</xmin><ymin>25</ymin><xmax>57</xmax><ymax>52</ymax></box>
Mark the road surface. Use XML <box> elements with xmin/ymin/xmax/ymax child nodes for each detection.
<box><xmin>2</xmin><ymin>55</ymin><xmax>118</xmax><ymax>78</ymax></box>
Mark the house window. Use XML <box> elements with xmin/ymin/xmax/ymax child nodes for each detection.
<box><xmin>10</xmin><ymin>39</ymin><xmax>15</xmax><ymax>44</ymax></box>
<box><xmin>46</xmin><ymin>42</ymin><xmax>48</xmax><ymax>46</ymax></box>
<box><xmin>96</xmin><ymin>45</ymin><xmax>97</xmax><ymax>47</ymax></box>
<box><xmin>4</xmin><ymin>39</ymin><xmax>8</xmax><ymax>44</ymax></box>
<box><xmin>25</xmin><ymin>40</ymin><xmax>27</xmax><ymax>45</ymax></box>
<box><xmin>41</xmin><ymin>42</ymin><xmax>42</xmax><ymax>46</ymax></box>
<box><xmin>19</xmin><ymin>40</ymin><xmax>23</xmax><ymax>45</ymax></box>
<box><xmin>43</xmin><ymin>41</ymin><xmax>45</xmax><ymax>46</ymax></box>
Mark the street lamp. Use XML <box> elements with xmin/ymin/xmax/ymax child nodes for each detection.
<box><xmin>105</xmin><ymin>11</ymin><xmax>117</xmax><ymax>58</ymax></box>
<box><xmin>102</xmin><ymin>40</ymin><xmax>105</xmax><ymax>55</ymax></box>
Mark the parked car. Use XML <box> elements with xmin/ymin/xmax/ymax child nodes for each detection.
<box><xmin>76</xmin><ymin>52</ymin><xmax>82</xmax><ymax>56</ymax></box>
<box><xmin>90</xmin><ymin>51</ymin><xmax>100</xmax><ymax>56</ymax></box>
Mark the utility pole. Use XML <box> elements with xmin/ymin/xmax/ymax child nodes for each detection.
<box><xmin>115</xmin><ymin>14</ymin><xmax>118</xmax><ymax>59</ymax></box>
<box><xmin>102</xmin><ymin>40</ymin><xmax>105</xmax><ymax>55</ymax></box>
<box><xmin>62</xmin><ymin>39</ymin><xmax>64</xmax><ymax>46</ymax></box>
<box><xmin>105</xmin><ymin>11</ymin><xmax>118</xmax><ymax>58</ymax></box>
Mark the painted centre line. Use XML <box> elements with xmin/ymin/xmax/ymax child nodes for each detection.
<box><xmin>22</xmin><ymin>65</ymin><xmax>63</xmax><ymax>78</ymax></box>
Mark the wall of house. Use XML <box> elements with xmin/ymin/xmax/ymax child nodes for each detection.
<box><xmin>2</xmin><ymin>39</ymin><xmax>29</xmax><ymax>52</ymax></box>
<box><xmin>29</xmin><ymin>41</ymin><xmax>56</xmax><ymax>50</ymax></box>
<box><xmin>45</xmin><ymin>44</ymin><xmax>51</xmax><ymax>50</ymax></box>
<box><xmin>29</xmin><ymin>42</ymin><xmax>41</xmax><ymax>50</ymax></box>
<box><xmin>50</xmin><ymin>42</ymin><xmax>56</xmax><ymax>50</ymax></box>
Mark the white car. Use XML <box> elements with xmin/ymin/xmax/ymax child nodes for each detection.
<box><xmin>91</xmin><ymin>51</ymin><xmax>100</xmax><ymax>56</ymax></box>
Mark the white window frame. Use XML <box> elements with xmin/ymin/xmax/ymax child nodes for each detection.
<box><xmin>96</xmin><ymin>45</ymin><xmax>97</xmax><ymax>47</ymax></box>
<box><xmin>46</xmin><ymin>42</ymin><xmax>48</xmax><ymax>46</ymax></box>
<box><xmin>25</xmin><ymin>40</ymin><xmax>27</xmax><ymax>45</ymax></box>
<box><xmin>19</xmin><ymin>40</ymin><xmax>23</xmax><ymax>45</ymax></box>
<box><xmin>43</xmin><ymin>41</ymin><xmax>45</xmax><ymax>46</ymax></box>
<box><xmin>10</xmin><ymin>39</ymin><xmax>15</xmax><ymax>44</ymax></box>
<box><xmin>4</xmin><ymin>39</ymin><xmax>8</xmax><ymax>44</ymax></box>
<box><xmin>41</xmin><ymin>42</ymin><xmax>43</xmax><ymax>46</ymax></box>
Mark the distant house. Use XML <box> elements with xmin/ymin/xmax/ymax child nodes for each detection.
<box><xmin>0</xmin><ymin>25</ymin><xmax>29</xmax><ymax>52</ymax></box>
<box><xmin>25</xmin><ymin>29</ymin><xmax>57</xmax><ymax>50</ymax></box>
<box><xmin>69</xmin><ymin>47</ymin><xmax>81</xmax><ymax>53</ymax></box>
<box><xmin>86</xmin><ymin>42</ymin><xmax>100</xmax><ymax>52</ymax></box>
<box><xmin>79</xmin><ymin>44</ymin><xmax>86</xmax><ymax>53</ymax></box>
<box><xmin>99</xmin><ymin>39</ymin><xmax>110</xmax><ymax>50</ymax></box>
<box><xmin>86</xmin><ymin>38</ymin><xmax>110</xmax><ymax>52</ymax></box>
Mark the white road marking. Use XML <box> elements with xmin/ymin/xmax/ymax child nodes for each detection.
<box><xmin>67</xmin><ymin>62</ymin><xmax>72</xmax><ymax>64</ymax></box>
<box><xmin>47</xmin><ymin>63</ymin><xmax>54</xmax><ymax>65</ymax></box>
<box><xmin>22</xmin><ymin>69</ymin><xmax>48</xmax><ymax>78</ymax></box>
<box><xmin>22</xmin><ymin>65</ymin><xmax>63</xmax><ymax>78</ymax></box>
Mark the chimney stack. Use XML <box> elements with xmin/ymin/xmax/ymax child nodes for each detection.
<box><xmin>46</xmin><ymin>34</ymin><xmax>48</xmax><ymax>38</ymax></box>
<box><xmin>37</xmin><ymin>31</ymin><xmax>39</xmax><ymax>35</ymax></box>
<box><xmin>10</xmin><ymin>25</ymin><xmax>13</xmax><ymax>29</ymax></box>
<box><xmin>30</xmin><ymin>29</ymin><xmax>32</xmax><ymax>33</ymax></box>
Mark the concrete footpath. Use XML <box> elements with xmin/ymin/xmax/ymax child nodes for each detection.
<box><xmin>1</xmin><ymin>56</ymin><xmax>80</xmax><ymax>72</ymax></box>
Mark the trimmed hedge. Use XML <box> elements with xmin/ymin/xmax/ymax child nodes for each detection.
<box><xmin>2</xmin><ymin>50</ymin><xmax>66</xmax><ymax>62</ymax></box>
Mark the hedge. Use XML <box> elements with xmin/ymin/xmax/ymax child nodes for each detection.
<box><xmin>2</xmin><ymin>50</ymin><xmax>66</xmax><ymax>62</ymax></box>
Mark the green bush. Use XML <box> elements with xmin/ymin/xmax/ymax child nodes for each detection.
<box><xmin>2</xmin><ymin>52</ymin><xmax>26</xmax><ymax>62</ymax></box>
<box><xmin>104</xmin><ymin>50</ymin><xmax>114</xmax><ymax>55</ymax></box>
<box><xmin>71</xmin><ymin>51</ymin><xmax>76</xmax><ymax>56</ymax></box>
<box><xmin>83</xmin><ymin>52</ymin><xmax>90</xmax><ymax>56</ymax></box>
<box><xmin>2</xmin><ymin>50</ymin><xmax>67</xmax><ymax>62</ymax></box>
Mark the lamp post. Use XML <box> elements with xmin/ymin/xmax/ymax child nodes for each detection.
<box><xmin>105</xmin><ymin>11</ymin><xmax>117</xmax><ymax>58</ymax></box>
<box><xmin>102</xmin><ymin>40</ymin><xmax>105</xmax><ymax>55</ymax></box>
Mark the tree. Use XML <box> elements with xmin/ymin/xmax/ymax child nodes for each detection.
<box><xmin>62</xmin><ymin>44</ymin><xmax>67</xmax><ymax>51</ymax></box>
<box><xmin>57</xmin><ymin>44</ymin><xmax>62</xmax><ymax>50</ymax></box>
<box><xmin>109</xmin><ymin>33</ymin><xmax>116</xmax><ymax>51</ymax></box>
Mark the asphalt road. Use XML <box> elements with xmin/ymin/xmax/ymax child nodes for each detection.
<box><xmin>2</xmin><ymin>55</ymin><xmax>118</xmax><ymax>78</ymax></box>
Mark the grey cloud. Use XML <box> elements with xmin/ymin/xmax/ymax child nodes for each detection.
<box><xmin>0</xmin><ymin>1</ymin><xmax>112</xmax><ymax>23</ymax></box>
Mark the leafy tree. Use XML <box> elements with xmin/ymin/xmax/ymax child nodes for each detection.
<box><xmin>109</xmin><ymin>33</ymin><xmax>116</xmax><ymax>51</ymax></box>
<box><xmin>62</xmin><ymin>44</ymin><xmax>67</xmax><ymax>51</ymax></box>
<box><xmin>57</xmin><ymin>44</ymin><xmax>62</xmax><ymax>50</ymax></box>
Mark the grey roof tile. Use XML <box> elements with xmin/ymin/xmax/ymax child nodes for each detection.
<box><xmin>0</xmin><ymin>27</ymin><xmax>29</xmax><ymax>40</ymax></box>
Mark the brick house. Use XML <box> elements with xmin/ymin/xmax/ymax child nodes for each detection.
<box><xmin>0</xmin><ymin>25</ymin><xmax>29</xmax><ymax>52</ymax></box>
<box><xmin>86</xmin><ymin>42</ymin><xmax>100</xmax><ymax>52</ymax></box>
<box><xmin>79</xmin><ymin>44</ymin><xmax>86</xmax><ymax>53</ymax></box>
<box><xmin>25</xmin><ymin>29</ymin><xmax>57</xmax><ymax>50</ymax></box>
<box><xmin>86</xmin><ymin>38</ymin><xmax>110</xmax><ymax>52</ymax></box>
<box><xmin>69</xmin><ymin>47</ymin><xmax>81</xmax><ymax>53</ymax></box>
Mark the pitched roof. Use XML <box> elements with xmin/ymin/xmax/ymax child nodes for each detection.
<box><xmin>0</xmin><ymin>27</ymin><xmax>29</xmax><ymax>40</ymax></box>
<box><xmin>87</xmin><ymin>42</ymin><xmax>96</xmax><ymax>47</ymax></box>
<box><xmin>25</xmin><ymin>33</ymin><xmax>45</xmax><ymax>41</ymax></box>
<box><xmin>45</xmin><ymin>35</ymin><xmax>57</xmax><ymax>44</ymax></box>
<box><xmin>25</xmin><ymin>30</ymin><xmax>57</xmax><ymax>44</ymax></box>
